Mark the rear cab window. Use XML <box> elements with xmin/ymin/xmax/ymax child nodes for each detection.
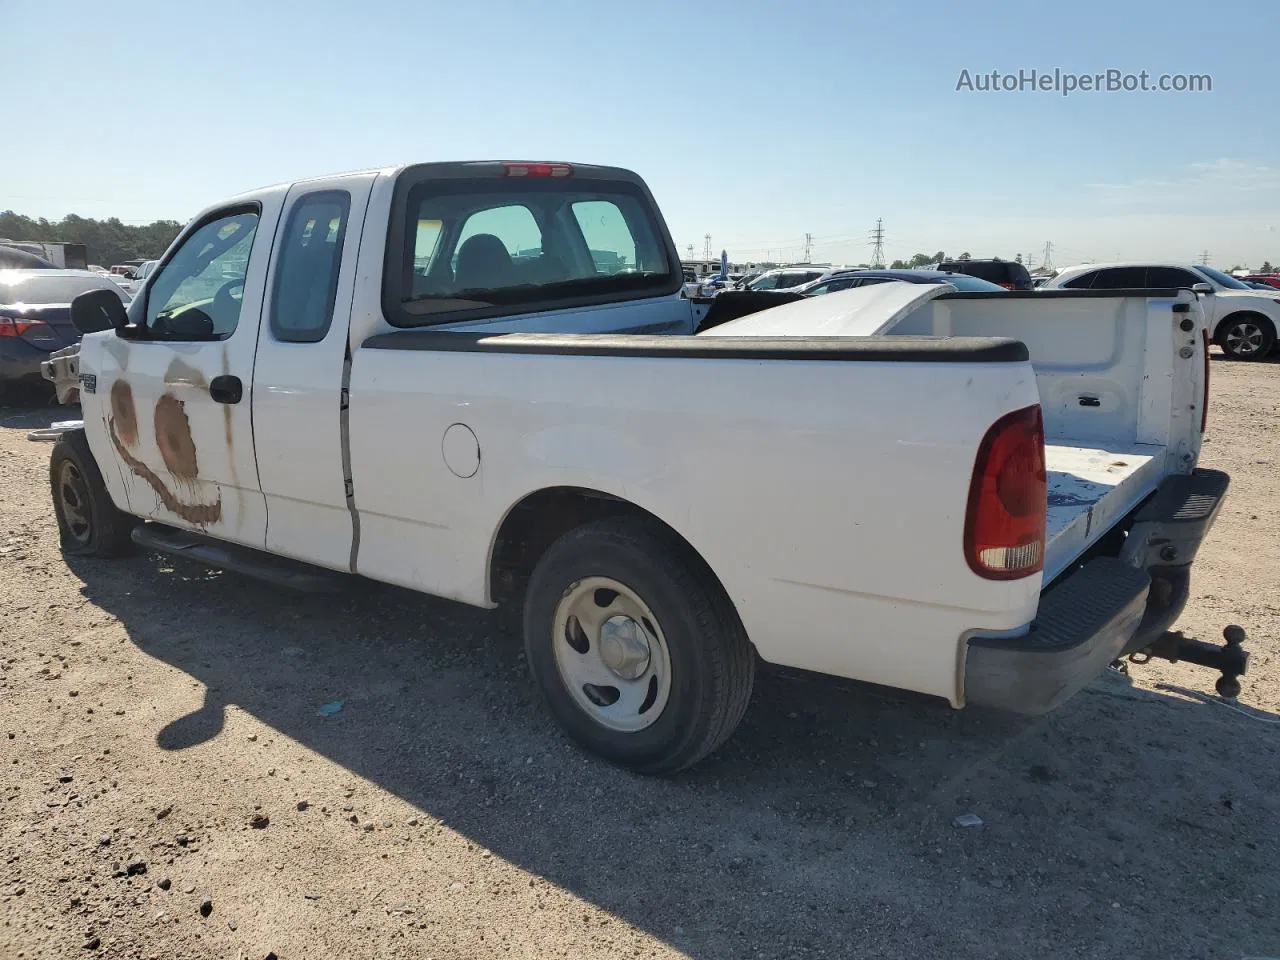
<box><xmin>383</xmin><ymin>164</ymin><xmax>680</xmax><ymax>327</ymax></box>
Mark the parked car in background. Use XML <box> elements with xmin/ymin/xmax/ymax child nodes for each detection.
<box><xmin>746</xmin><ymin>266</ymin><xmax>846</xmax><ymax>291</ymax></box>
<box><xmin>796</xmin><ymin>269</ymin><xmax>1008</xmax><ymax>296</ymax></box>
<box><xmin>1041</xmin><ymin>262</ymin><xmax>1280</xmax><ymax>360</ymax></box>
<box><xmin>1241</xmin><ymin>275</ymin><xmax>1280</xmax><ymax>291</ymax></box>
<box><xmin>0</xmin><ymin>269</ymin><xmax>130</xmax><ymax>401</ymax></box>
<box><xmin>115</xmin><ymin>259</ymin><xmax>160</xmax><ymax>297</ymax></box>
<box><xmin>0</xmin><ymin>240</ymin><xmax>88</xmax><ymax>270</ymax></box>
<box><xmin>937</xmin><ymin>259</ymin><xmax>1035</xmax><ymax>290</ymax></box>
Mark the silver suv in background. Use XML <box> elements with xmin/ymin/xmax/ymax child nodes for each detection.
<box><xmin>745</xmin><ymin>266</ymin><xmax>850</xmax><ymax>292</ymax></box>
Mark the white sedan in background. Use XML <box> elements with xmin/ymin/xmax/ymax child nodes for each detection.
<box><xmin>1041</xmin><ymin>261</ymin><xmax>1280</xmax><ymax>360</ymax></box>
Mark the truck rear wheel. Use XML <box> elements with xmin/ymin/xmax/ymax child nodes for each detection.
<box><xmin>49</xmin><ymin>430</ymin><xmax>137</xmax><ymax>558</ymax></box>
<box><xmin>523</xmin><ymin>516</ymin><xmax>754</xmax><ymax>775</ymax></box>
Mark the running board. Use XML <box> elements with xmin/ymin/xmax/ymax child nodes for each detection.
<box><xmin>130</xmin><ymin>523</ymin><xmax>348</xmax><ymax>593</ymax></box>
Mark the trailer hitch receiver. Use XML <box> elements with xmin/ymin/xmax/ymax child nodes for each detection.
<box><xmin>1131</xmin><ymin>624</ymin><xmax>1249</xmax><ymax>698</ymax></box>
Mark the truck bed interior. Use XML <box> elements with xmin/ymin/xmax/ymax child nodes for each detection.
<box><xmin>881</xmin><ymin>291</ymin><xmax>1192</xmax><ymax>581</ymax></box>
<box><xmin>692</xmin><ymin>287</ymin><xmax>1196</xmax><ymax>582</ymax></box>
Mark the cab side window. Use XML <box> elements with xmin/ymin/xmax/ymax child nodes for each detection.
<box><xmin>145</xmin><ymin>210</ymin><xmax>260</xmax><ymax>340</ymax></box>
<box><xmin>270</xmin><ymin>192</ymin><xmax>351</xmax><ymax>343</ymax></box>
<box><xmin>1146</xmin><ymin>267</ymin><xmax>1201</xmax><ymax>289</ymax></box>
<box><xmin>1060</xmin><ymin>272</ymin><xmax>1097</xmax><ymax>289</ymax></box>
<box><xmin>1088</xmin><ymin>267</ymin><xmax>1147</xmax><ymax>289</ymax></box>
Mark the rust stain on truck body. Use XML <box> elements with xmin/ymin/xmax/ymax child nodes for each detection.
<box><xmin>107</xmin><ymin>368</ymin><xmax>222</xmax><ymax>526</ymax></box>
<box><xmin>155</xmin><ymin>394</ymin><xmax>201</xmax><ymax>480</ymax></box>
<box><xmin>110</xmin><ymin>380</ymin><xmax>139</xmax><ymax>447</ymax></box>
<box><xmin>164</xmin><ymin>358</ymin><xmax>207</xmax><ymax>389</ymax></box>
<box><xmin>108</xmin><ymin>414</ymin><xmax>222</xmax><ymax>525</ymax></box>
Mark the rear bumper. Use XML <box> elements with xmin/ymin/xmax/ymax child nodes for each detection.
<box><xmin>964</xmin><ymin>468</ymin><xmax>1229</xmax><ymax>715</ymax></box>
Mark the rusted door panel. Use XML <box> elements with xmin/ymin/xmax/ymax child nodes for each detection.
<box><xmin>98</xmin><ymin>340</ymin><xmax>267</xmax><ymax>546</ymax></box>
<box><xmin>97</xmin><ymin>191</ymin><xmax>285</xmax><ymax>549</ymax></box>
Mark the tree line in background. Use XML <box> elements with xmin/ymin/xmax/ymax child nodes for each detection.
<box><xmin>7</xmin><ymin>210</ymin><xmax>1277</xmax><ymax>277</ymax></box>
<box><xmin>887</xmin><ymin>251</ymin><xmax>966</xmax><ymax>270</ymax></box>
<box><xmin>0</xmin><ymin>211</ymin><xmax>184</xmax><ymax>270</ymax></box>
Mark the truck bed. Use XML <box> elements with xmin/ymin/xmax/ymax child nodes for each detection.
<box><xmin>1044</xmin><ymin>442</ymin><xmax>1165</xmax><ymax>582</ymax></box>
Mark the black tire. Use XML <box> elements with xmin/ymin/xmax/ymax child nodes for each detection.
<box><xmin>1216</xmin><ymin>313</ymin><xmax>1275</xmax><ymax>360</ymax></box>
<box><xmin>49</xmin><ymin>430</ymin><xmax>137</xmax><ymax>557</ymax></box>
<box><xmin>523</xmin><ymin>516</ymin><xmax>755</xmax><ymax>775</ymax></box>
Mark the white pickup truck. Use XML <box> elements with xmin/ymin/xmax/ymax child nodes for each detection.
<box><xmin>46</xmin><ymin>160</ymin><xmax>1242</xmax><ymax>775</ymax></box>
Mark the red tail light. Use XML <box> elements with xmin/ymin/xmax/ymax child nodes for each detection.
<box><xmin>1201</xmin><ymin>329</ymin><xmax>1210</xmax><ymax>433</ymax></box>
<box><xmin>964</xmin><ymin>405</ymin><xmax>1047</xmax><ymax>580</ymax></box>
<box><xmin>503</xmin><ymin>162</ymin><xmax>573</xmax><ymax>178</ymax></box>
<box><xmin>998</xmin><ymin>281</ymin><xmax>1015</xmax><ymax>290</ymax></box>
<box><xmin>0</xmin><ymin>315</ymin><xmax>41</xmax><ymax>337</ymax></box>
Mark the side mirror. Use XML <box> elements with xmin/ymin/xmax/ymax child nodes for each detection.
<box><xmin>1191</xmin><ymin>282</ymin><xmax>1214</xmax><ymax>295</ymax></box>
<box><xmin>71</xmin><ymin>289</ymin><xmax>128</xmax><ymax>334</ymax></box>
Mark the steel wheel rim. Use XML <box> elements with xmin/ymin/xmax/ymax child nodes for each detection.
<box><xmin>1226</xmin><ymin>322</ymin><xmax>1264</xmax><ymax>354</ymax></box>
<box><xmin>551</xmin><ymin>576</ymin><xmax>673</xmax><ymax>733</ymax></box>
<box><xmin>58</xmin><ymin>460</ymin><xmax>92</xmax><ymax>544</ymax></box>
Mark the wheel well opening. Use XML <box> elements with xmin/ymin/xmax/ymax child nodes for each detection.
<box><xmin>488</xmin><ymin>487</ymin><xmax>721</xmax><ymax>608</ymax></box>
<box><xmin>1216</xmin><ymin>310</ymin><xmax>1275</xmax><ymax>338</ymax></box>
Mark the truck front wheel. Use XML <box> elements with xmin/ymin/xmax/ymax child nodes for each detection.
<box><xmin>523</xmin><ymin>517</ymin><xmax>754</xmax><ymax>775</ymax></box>
<box><xmin>49</xmin><ymin>430</ymin><xmax>137</xmax><ymax>558</ymax></box>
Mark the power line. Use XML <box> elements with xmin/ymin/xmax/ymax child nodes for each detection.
<box><xmin>1042</xmin><ymin>240</ymin><xmax>1054</xmax><ymax>272</ymax></box>
<box><xmin>1198</xmin><ymin>249</ymin><xmax>1211</xmax><ymax>266</ymax></box>
<box><xmin>803</xmin><ymin>233</ymin><xmax>813</xmax><ymax>263</ymax></box>
<box><xmin>869</xmin><ymin>219</ymin><xmax>885</xmax><ymax>268</ymax></box>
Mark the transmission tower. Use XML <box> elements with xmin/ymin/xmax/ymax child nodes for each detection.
<box><xmin>1041</xmin><ymin>240</ymin><xmax>1054</xmax><ymax>272</ymax></box>
<box><xmin>1198</xmin><ymin>249</ymin><xmax>1211</xmax><ymax>266</ymax></box>
<box><xmin>803</xmin><ymin>233</ymin><xmax>813</xmax><ymax>263</ymax></box>
<box><xmin>869</xmin><ymin>219</ymin><xmax>885</xmax><ymax>268</ymax></box>
<box><xmin>703</xmin><ymin>234</ymin><xmax>712</xmax><ymax>261</ymax></box>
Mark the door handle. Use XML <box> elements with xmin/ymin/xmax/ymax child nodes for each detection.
<box><xmin>209</xmin><ymin>375</ymin><xmax>243</xmax><ymax>405</ymax></box>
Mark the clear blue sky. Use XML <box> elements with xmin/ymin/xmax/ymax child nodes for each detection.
<box><xmin>4</xmin><ymin>0</ymin><xmax>1278</xmax><ymax>270</ymax></box>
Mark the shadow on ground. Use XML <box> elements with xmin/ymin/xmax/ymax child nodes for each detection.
<box><xmin>0</xmin><ymin>400</ymin><xmax>79</xmax><ymax>433</ymax></box>
<box><xmin>66</xmin><ymin>550</ymin><xmax>1280</xmax><ymax>960</ymax></box>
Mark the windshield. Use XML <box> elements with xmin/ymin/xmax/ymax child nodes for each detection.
<box><xmin>1196</xmin><ymin>266</ymin><xmax>1252</xmax><ymax>290</ymax></box>
<box><xmin>0</xmin><ymin>273</ymin><xmax>128</xmax><ymax>304</ymax></box>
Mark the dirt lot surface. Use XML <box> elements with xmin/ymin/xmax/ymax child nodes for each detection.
<box><xmin>2</xmin><ymin>356</ymin><xmax>1278</xmax><ymax>960</ymax></box>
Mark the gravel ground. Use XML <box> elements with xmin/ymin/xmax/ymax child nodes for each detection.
<box><xmin>2</xmin><ymin>355</ymin><xmax>1278</xmax><ymax>960</ymax></box>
